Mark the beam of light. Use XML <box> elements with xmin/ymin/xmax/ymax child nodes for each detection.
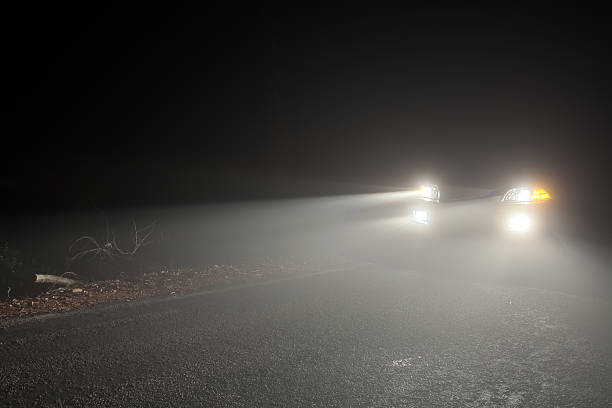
<box><xmin>371</xmin><ymin>190</ymin><xmax>423</xmax><ymax>200</ymax></box>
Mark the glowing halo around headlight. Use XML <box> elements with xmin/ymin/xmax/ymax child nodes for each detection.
<box><xmin>507</xmin><ymin>213</ymin><xmax>531</xmax><ymax>231</ymax></box>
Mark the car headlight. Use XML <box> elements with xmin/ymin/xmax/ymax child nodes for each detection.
<box><xmin>412</xmin><ymin>208</ymin><xmax>430</xmax><ymax>224</ymax></box>
<box><xmin>420</xmin><ymin>184</ymin><xmax>440</xmax><ymax>203</ymax></box>
<box><xmin>507</xmin><ymin>213</ymin><xmax>532</xmax><ymax>231</ymax></box>
<box><xmin>501</xmin><ymin>187</ymin><xmax>551</xmax><ymax>203</ymax></box>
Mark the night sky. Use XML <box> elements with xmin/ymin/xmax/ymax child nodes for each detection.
<box><xmin>5</xmin><ymin>5</ymin><xmax>612</xmax><ymax>233</ymax></box>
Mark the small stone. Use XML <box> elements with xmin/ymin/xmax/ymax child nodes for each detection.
<box><xmin>72</xmin><ymin>288</ymin><xmax>83</xmax><ymax>293</ymax></box>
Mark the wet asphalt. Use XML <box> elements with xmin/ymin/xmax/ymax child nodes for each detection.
<box><xmin>1</xmin><ymin>259</ymin><xmax>611</xmax><ymax>407</ymax></box>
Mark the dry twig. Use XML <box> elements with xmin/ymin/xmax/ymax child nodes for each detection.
<box><xmin>67</xmin><ymin>220</ymin><xmax>157</xmax><ymax>265</ymax></box>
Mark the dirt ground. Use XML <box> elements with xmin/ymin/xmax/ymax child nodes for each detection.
<box><xmin>0</xmin><ymin>261</ymin><xmax>316</xmax><ymax>319</ymax></box>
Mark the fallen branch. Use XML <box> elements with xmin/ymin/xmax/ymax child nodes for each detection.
<box><xmin>35</xmin><ymin>274</ymin><xmax>79</xmax><ymax>287</ymax></box>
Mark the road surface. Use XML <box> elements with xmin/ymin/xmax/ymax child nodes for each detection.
<box><xmin>2</xmin><ymin>260</ymin><xmax>611</xmax><ymax>406</ymax></box>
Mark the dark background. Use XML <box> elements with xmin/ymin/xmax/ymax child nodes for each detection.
<box><xmin>4</xmin><ymin>5</ymin><xmax>611</xmax><ymax>240</ymax></box>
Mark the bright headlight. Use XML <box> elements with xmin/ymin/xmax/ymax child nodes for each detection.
<box><xmin>501</xmin><ymin>187</ymin><xmax>551</xmax><ymax>203</ymax></box>
<box><xmin>420</xmin><ymin>184</ymin><xmax>440</xmax><ymax>203</ymax></box>
<box><xmin>507</xmin><ymin>213</ymin><xmax>531</xmax><ymax>231</ymax></box>
<box><xmin>412</xmin><ymin>208</ymin><xmax>430</xmax><ymax>224</ymax></box>
<box><xmin>517</xmin><ymin>188</ymin><xmax>531</xmax><ymax>202</ymax></box>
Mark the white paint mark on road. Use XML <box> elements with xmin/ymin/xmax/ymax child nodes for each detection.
<box><xmin>391</xmin><ymin>356</ymin><xmax>422</xmax><ymax>368</ymax></box>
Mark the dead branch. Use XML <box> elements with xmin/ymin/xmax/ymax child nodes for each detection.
<box><xmin>113</xmin><ymin>221</ymin><xmax>156</xmax><ymax>256</ymax></box>
<box><xmin>67</xmin><ymin>220</ymin><xmax>157</xmax><ymax>266</ymax></box>
<box><xmin>35</xmin><ymin>274</ymin><xmax>79</xmax><ymax>287</ymax></box>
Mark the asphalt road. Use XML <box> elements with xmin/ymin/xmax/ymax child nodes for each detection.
<box><xmin>2</xmin><ymin>258</ymin><xmax>611</xmax><ymax>407</ymax></box>
<box><xmin>2</xmin><ymin>193</ymin><xmax>612</xmax><ymax>407</ymax></box>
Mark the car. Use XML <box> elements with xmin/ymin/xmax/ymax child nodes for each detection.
<box><xmin>409</xmin><ymin>183</ymin><xmax>554</xmax><ymax>236</ymax></box>
<box><xmin>498</xmin><ymin>186</ymin><xmax>553</xmax><ymax>233</ymax></box>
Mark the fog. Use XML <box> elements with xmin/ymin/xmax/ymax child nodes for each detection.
<box><xmin>4</xmin><ymin>187</ymin><xmax>610</xmax><ymax>303</ymax></box>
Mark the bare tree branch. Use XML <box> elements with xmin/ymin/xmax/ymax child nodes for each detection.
<box><xmin>67</xmin><ymin>220</ymin><xmax>157</xmax><ymax>266</ymax></box>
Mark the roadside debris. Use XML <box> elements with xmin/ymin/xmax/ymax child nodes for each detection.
<box><xmin>0</xmin><ymin>260</ymin><xmax>315</xmax><ymax>319</ymax></box>
<box><xmin>35</xmin><ymin>274</ymin><xmax>79</xmax><ymax>287</ymax></box>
